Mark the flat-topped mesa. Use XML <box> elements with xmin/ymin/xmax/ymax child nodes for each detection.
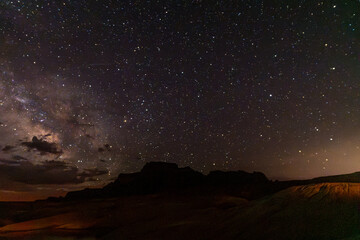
<box><xmin>140</xmin><ymin>162</ymin><xmax>204</xmax><ymax>186</ymax></box>
<box><xmin>112</xmin><ymin>162</ymin><xmax>204</xmax><ymax>186</ymax></box>
<box><xmin>116</xmin><ymin>162</ymin><xmax>205</xmax><ymax>194</ymax></box>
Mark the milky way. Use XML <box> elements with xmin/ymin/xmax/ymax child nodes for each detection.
<box><xmin>1</xmin><ymin>1</ymin><xmax>360</xmax><ymax>200</ymax></box>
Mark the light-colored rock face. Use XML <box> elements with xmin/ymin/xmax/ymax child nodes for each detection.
<box><xmin>221</xmin><ymin>183</ymin><xmax>360</xmax><ymax>240</ymax></box>
<box><xmin>274</xmin><ymin>183</ymin><xmax>360</xmax><ymax>201</ymax></box>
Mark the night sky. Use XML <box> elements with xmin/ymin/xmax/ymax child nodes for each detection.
<box><xmin>1</xmin><ymin>0</ymin><xmax>360</xmax><ymax>201</ymax></box>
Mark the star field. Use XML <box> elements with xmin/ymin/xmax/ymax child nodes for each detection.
<box><xmin>1</xmin><ymin>0</ymin><xmax>360</xmax><ymax>200</ymax></box>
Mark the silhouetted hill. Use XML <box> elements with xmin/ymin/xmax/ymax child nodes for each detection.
<box><xmin>64</xmin><ymin>162</ymin><xmax>274</xmax><ymax>200</ymax></box>
<box><xmin>104</xmin><ymin>162</ymin><xmax>205</xmax><ymax>194</ymax></box>
<box><xmin>6</xmin><ymin>165</ymin><xmax>360</xmax><ymax>239</ymax></box>
<box><xmin>63</xmin><ymin>162</ymin><xmax>360</xmax><ymax>202</ymax></box>
<box><xmin>207</xmin><ymin>170</ymin><xmax>268</xmax><ymax>184</ymax></box>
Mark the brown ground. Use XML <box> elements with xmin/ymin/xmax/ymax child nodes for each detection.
<box><xmin>2</xmin><ymin>183</ymin><xmax>360</xmax><ymax>240</ymax></box>
<box><xmin>0</xmin><ymin>194</ymin><xmax>248</xmax><ymax>240</ymax></box>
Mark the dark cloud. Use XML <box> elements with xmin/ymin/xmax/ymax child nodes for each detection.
<box><xmin>0</xmin><ymin>159</ymin><xmax>107</xmax><ymax>185</ymax></box>
<box><xmin>98</xmin><ymin>144</ymin><xmax>112</xmax><ymax>153</ymax></box>
<box><xmin>86</xmin><ymin>177</ymin><xmax>98</xmax><ymax>182</ymax></box>
<box><xmin>98</xmin><ymin>147</ymin><xmax>105</xmax><ymax>153</ymax></box>
<box><xmin>12</xmin><ymin>155</ymin><xmax>28</xmax><ymax>161</ymax></box>
<box><xmin>2</xmin><ymin>145</ymin><xmax>15</xmax><ymax>152</ymax></box>
<box><xmin>66</xmin><ymin>117</ymin><xmax>95</xmax><ymax>127</ymax></box>
<box><xmin>85</xmin><ymin>134</ymin><xmax>94</xmax><ymax>139</ymax></box>
<box><xmin>0</xmin><ymin>159</ymin><xmax>22</xmax><ymax>165</ymax></box>
<box><xmin>79</xmin><ymin>168</ymin><xmax>108</xmax><ymax>178</ymax></box>
<box><xmin>21</xmin><ymin>136</ymin><xmax>63</xmax><ymax>155</ymax></box>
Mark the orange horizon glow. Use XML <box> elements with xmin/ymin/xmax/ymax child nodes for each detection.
<box><xmin>0</xmin><ymin>190</ymin><xmax>66</xmax><ymax>202</ymax></box>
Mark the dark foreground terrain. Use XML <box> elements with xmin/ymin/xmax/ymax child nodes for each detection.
<box><xmin>2</xmin><ymin>162</ymin><xmax>360</xmax><ymax>240</ymax></box>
